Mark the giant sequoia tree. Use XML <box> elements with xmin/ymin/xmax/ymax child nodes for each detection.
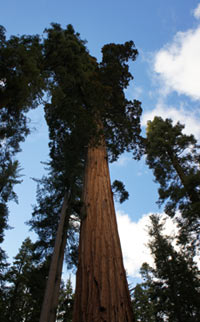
<box><xmin>42</xmin><ymin>23</ymin><xmax>142</xmax><ymax>322</ymax></box>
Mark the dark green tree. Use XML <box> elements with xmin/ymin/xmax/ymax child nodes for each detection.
<box><xmin>1</xmin><ymin>237</ymin><xmax>49</xmax><ymax>322</ymax></box>
<box><xmin>0</xmin><ymin>25</ymin><xmax>45</xmax><ymax>258</ymax></box>
<box><xmin>29</xmin><ymin>172</ymin><xmax>80</xmax><ymax>259</ymax></box>
<box><xmin>132</xmin><ymin>263</ymin><xmax>159</xmax><ymax>322</ymax></box>
<box><xmin>0</xmin><ymin>161</ymin><xmax>19</xmax><ymax>321</ymax></box>
<box><xmin>0</xmin><ymin>249</ymin><xmax>9</xmax><ymax>322</ymax></box>
<box><xmin>145</xmin><ymin>116</ymin><xmax>200</xmax><ymax>244</ymax></box>
<box><xmin>56</xmin><ymin>278</ymin><xmax>74</xmax><ymax>322</ymax></box>
<box><xmin>112</xmin><ymin>179</ymin><xmax>129</xmax><ymax>204</ymax></box>
<box><xmin>135</xmin><ymin>215</ymin><xmax>200</xmax><ymax>322</ymax></box>
<box><xmin>29</xmin><ymin>166</ymin><xmax>81</xmax><ymax>322</ymax></box>
<box><xmin>0</xmin><ymin>24</ymin><xmax>45</xmax><ymax>158</ymax></box>
<box><xmin>0</xmin><ymin>27</ymin><xmax>46</xmax><ymax>312</ymax></box>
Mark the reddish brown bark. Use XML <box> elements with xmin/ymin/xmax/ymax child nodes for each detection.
<box><xmin>72</xmin><ymin>144</ymin><xmax>134</xmax><ymax>322</ymax></box>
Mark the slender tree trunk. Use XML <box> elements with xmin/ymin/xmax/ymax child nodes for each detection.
<box><xmin>167</xmin><ymin>150</ymin><xmax>199</xmax><ymax>203</ymax></box>
<box><xmin>49</xmin><ymin>219</ymin><xmax>69</xmax><ymax>322</ymax></box>
<box><xmin>39</xmin><ymin>192</ymin><xmax>69</xmax><ymax>322</ymax></box>
<box><xmin>72</xmin><ymin>144</ymin><xmax>134</xmax><ymax>322</ymax></box>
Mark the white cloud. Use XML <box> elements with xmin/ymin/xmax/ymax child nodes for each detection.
<box><xmin>142</xmin><ymin>103</ymin><xmax>200</xmax><ymax>140</ymax></box>
<box><xmin>116</xmin><ymin>211</ymin><xmax>177</xmax><ymax>278</ymax></box>
<box><xmin>113</xmin><ymin>155</ymin><xmax>131</xmax><ymax>167</ymax></box>
<box><xmin>154</xmin><ymin>27</ymin><xmax>200</xmax><ymax>100</ymax></box>
<box><xmin>193</xmin><ymin>3</ymin><xmax>200</xmax><ymax>19</ymax></box>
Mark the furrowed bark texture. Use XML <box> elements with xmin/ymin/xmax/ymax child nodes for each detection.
<box><xmin>73</xmin><ymin>144</ymin><xmax>134</xmax><ymax>322</ymax></box>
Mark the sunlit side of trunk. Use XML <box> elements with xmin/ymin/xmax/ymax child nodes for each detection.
<box><xmin>73</xmin><ymin>144</ymin><xmax>134</xmax><ymax>322</ymax></box>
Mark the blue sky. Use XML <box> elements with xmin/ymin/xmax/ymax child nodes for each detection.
<box><xmin>1</xmin><ymin>1</ymin><xmax>200</xmax><ymax>281</ymax></box>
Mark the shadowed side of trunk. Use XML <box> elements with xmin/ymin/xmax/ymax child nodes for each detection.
<box><xmin>49</xmin><ymin>220</ymin><xmax>68</xmax><ymax>322</ymax></box>
<box><xmin>73</xmin><ymin>144</ymin><xmax>134</xmax><ymax>322</ymax></box>
<box><xmin>39</xmin><ymin>193</ymin><xmax>69</xmax><ymax>322</ymax></box>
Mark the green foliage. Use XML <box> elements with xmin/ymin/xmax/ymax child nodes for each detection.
<box><xmin>1</xmin><ymin>238</ymin><xmax>50</xmax><ymax>322</ymax></box>
<box><xmin>0</xmin><ymin>25</ymin><xmax>45</xmax><ymax>112</ymax></box>
<box><xmin>0</xmin><ymin>249</ymin><xmax>9</xmax><ymax>322</ymax></box>
<box><xmin>0</xmin><ymin>237</ymin><xmax>74</xmax><ymax>322</ymax></box>
<box><xmin>145</xmin><ymin>117</ymin><xmax>200</xmax><ymax>241</ymax></box>
<box><xmin>134</xmin><ymin>215</ymin><xmax>200</xmax><ymax>322</ymax></box>
<box><xmin>44</xmin><ymin>23</ymin><xmax>142</xmax><ymax>165</ymax></box>
<box><xmin>56</xmin><ymin>278</ymin><xmax>74</xmax><ymax>322</ymax></box>
<box><xmin>132</xmin><ymin>263</ymin><xmax>159</xmax><ymax>322</ymax></box>
<box><xmin>0</xmin><ymin>25</ymin><xmax>45</xmax><ymax>261</ymax></box>
<box><xmin>111</xmin><ymin>180</ymin><xmax>129</xmax><ymax>203</ymax></box>
<box><xmin>28</xmin><ymin>170</ymin><xmax>80</xmax><ymax>268</ymax></box>
<box><xmin>0</xmin><ymin>158</ymin><xmax>22</xmax><ymax>254</ymax></box>
<box><xmin>0</xmin><ymin>25</ymin><xmax>45</xmax><ymax>160</ymax></box>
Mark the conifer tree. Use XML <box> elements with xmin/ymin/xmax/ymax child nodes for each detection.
<box><xmin>42</xmin><ymin>23</ymin><xmax>142</xmax><ymax>321</ymax></box>
<box><xmin>56</xmin><ymin>278</ymin><xmax>74</xmax><ymax>322</ymax></box>
<box><xmin>145</xmin><ymin>116</ymin><xmax>200</xmax><ymax>245</ymax></box>
<box><xmin>2</xmin><ymin>238</ymin><xmax>49</xmax><ymax>322</ymax></box>
<box><xmin>1</xmin><ymin>237</ymin><xmax>72</xmax><ymax>322</ymax></box>
<box><xmin>0</xmin><ymin>25</ymin><xmax>45</xmax><ymax>258</ymax></box>
<box><xmin>29</xmin><ymin>168</ymin><xmax>80</xmax><ymax>322</ymax></box>
<box><xmin>132</xmin><ymin>263</ymin><xmax>158</xmax><ymax>322</ymax></box>
<box><xmin>145</xmin><ymin>215</ymin><xmax>200</xmax><ymax>321</ymax></box>
<box><xmin>0</xmin><ymin>27</ymin><xmax>45</xmax><ymax>311</ymax></box>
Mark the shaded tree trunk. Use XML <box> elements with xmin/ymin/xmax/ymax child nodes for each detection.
<box><xmin>39</xmin><ymin>192</ymin><xmax>70</xmax><ymax>322</ymax></box>
<box><xmin>49</xmin><ymin>221</ymin><xmax>69</xmax><ymax>322</ymax></box>
<box><xmin>72</xmin><ymin>144</ymin><xmax>134</xmax><ymax>322</ymax></box>
<box><xmin>167</xmin><ymin>149</ymin><xmax>200</xmax><ymax>204</ymax></box>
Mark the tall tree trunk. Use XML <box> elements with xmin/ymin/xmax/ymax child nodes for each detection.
<box><xmin>167</xmin><ymin>149</ymin><xmax>200</xmax><ymax>203</ymax></box>
<box><xmin>49</xmin><ymin>220</ymin><xmax>68</xmax><ymax>322</ymax></box>
<box><xmin>39</xmin><ymin>192</ymin><xmax>69</xmax><ymax>322</ymax></box>
<box><xmin>72</xmin><ymin>144</ymin><xmax>134</xmax><ymax>322</ymax></box>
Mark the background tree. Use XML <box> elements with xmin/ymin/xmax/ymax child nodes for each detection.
<box><xmin>133</xmin><ymin>215</ymin><xmax>200</xmax><ymax>322</ymax></box>
<box><xmin>145</xmin><ymin>116</ymin><xmax>200</xmax><ymax>247</ymax></box>
<box><xmin>28</xmin><ymin>168</ymin><xmax>80</xmax><ymax>322</ymax></box>
<box><xmin>132</xmin><ymin>263</ymin><xmax>158</xmax><ymax>322</ymax></box>
<box><xmin>56</xmin><ymin>278</ymin><xmax>74</xmax><ymax>322</ymax></box>
<box><xmin>0</xmin><ymin>236</ymin><xmax>75</xmax><ymax>322</ymax></box>
<box><xmin>0</xmin><ymin>25</ymin><xmax>45</xmax><ymax>260</ymax></box>
<box><xmin>0</xmin><ymin>25</ymin><xmax>45</xmax><ymax>315</ymax></box>
<box><xmin>1</xmin><ymin>238</ymin><xmax>49</xmax><ymax>322</ymax></box>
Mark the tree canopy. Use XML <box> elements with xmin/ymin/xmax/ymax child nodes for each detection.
<box><xmin>132</xmin><ymin>215</ymin><xmax>200</xmax><ymax>322</ymax></box>
<box><xmin>0</xmin><ymin>25</ymin><xmax>45</xmax><ymax>266</ymax></box>
<box><xmin>145</xmin><ymin>116</ymin><xmax>200</xmax><ymax>244</ymax></box>
<box><xmin>44</xmin><ymin>23</ymin><xmax>142</xmax><ymax>165</ymax></box>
